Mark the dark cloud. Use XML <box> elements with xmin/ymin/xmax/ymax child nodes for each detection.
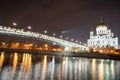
<box><xmin>0</xmin><ymin>0</ymin><xmax>120</xmax><ymax>43</ymax></box>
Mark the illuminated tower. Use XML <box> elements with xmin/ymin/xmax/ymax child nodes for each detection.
<box><xmin>90</xmin><ymin>27</ymin><xmax>94</xmax><ymax>38</ymax></box>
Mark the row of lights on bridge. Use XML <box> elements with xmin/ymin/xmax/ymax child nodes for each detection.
<box><xmin>12</xmin><ymin>22</ymin><xmax>87</xmax><ymax>46</ymax></box>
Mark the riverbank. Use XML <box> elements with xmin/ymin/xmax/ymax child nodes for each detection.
<box><xmin>0</xmin><ymin>48</ymin><xmax>120</xmax><ymax>60</ymax></box>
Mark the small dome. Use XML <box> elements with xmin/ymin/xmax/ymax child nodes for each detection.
<box><xmin>90</xmin><ymin>27</ymin><xmax>94</xmax><ymax>32</ymax></box>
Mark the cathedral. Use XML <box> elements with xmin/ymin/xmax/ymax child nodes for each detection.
<box><xmin>87</xmin><ymin>18</ymin><xmax>118</xmax><ymax>49</ymax></box>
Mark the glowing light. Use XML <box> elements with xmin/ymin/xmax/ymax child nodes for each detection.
<box><xmin>111</xmin><ymin>62</ymin><xmax>115</xmax><ymax>79</ymax></box>
<box><xmin>23</xmin><ymin>43</ymin><xmax>33</xmax><ymax>49</ymax></box>
<box><xmin>53</xmin><ymin>42</ymin><xmax>56</xmax><ymax>45</ymax></box>
<box><xmin>44</xmin><ymin>44</ymin><xmax>48</xmax><ymax>48</ymax></box>
<box><xmin>21</xmin><ymin>53</ymin><xmax>32</xmax><ymax>78</ymax></box>
<box><xmin>75</xmin><ymin>40</ymin><xmax>78</xmax><ymax>43</ymax></box>
<box><xmin>0</xmin><ymin>52</ymin><xmax>4</xmax><ymax>71</ymax></box>
<box><xmin>44</xmin><ymin>30</ymin><xmax>47</xmax><ymax>34</ymax></box>
<box><xmin>11</xmin><ymin>42</ymin><xmax>20</xmax><ymax>49</ymax></box>
<box><xmin>60</xmin><ymin>35</ymin><xmax>63</xmax><ymax>38</ymax></box>
<box><xmin>13</xmin><ymin>22</ymin><xmax>17</xmax><ymax>26</ymax></box>
<box><xmin>53</xmin><ymin>33</ymin><xmax>56</xmax><ymax>36</ymax></box>
<box><xmin>64</xmin><ymin>47</ymin><xmax>70</xmax><ymax>51</ymax></box>
<box><xmin>71</xmin><ymin>39</ymin><xmax>74</xmax><ymax>41</ymax></box>
<box><xmin>12</xmin><ymin>53</ymin><xmax>18</xmax><ymax>76</ymax></box>
<box><xmin>51</xmin><ymin>56</ymin><xmax>55</xmax><ymax>80</ymax></box>
<box><xmin>92</xmin><ymin>59</ymin><xmax>96</xmax><ymax>80</ymax></box>
<box><xmin>41</xmin><ymin>56</ymin><xmax>47</xmax><ymax>80</ymax></box>
<box><xmin>66</xmin><ymin>37</ymin><xmax>68</xmax><ymax>40</ymax></box>
<box><xmin>28</xmin><ymin>26</ymin><xmax>31</xmax><ymax>30</ymax></box>
<box><xmin>98</xmin><ymin>61</ymin><xmax>104</xmax><ymax>80</ymax></box>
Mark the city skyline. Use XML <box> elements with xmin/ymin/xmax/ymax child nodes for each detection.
<box><xmin>0</xmin><ymin>0</ymin><xmax>119</xmax><ymax>44</ymax></box>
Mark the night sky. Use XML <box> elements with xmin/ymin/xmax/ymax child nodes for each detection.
<box><xmin>0</xmin><ymin>0</ymin><xmax>120</xmax><ymax>44</ymax></box>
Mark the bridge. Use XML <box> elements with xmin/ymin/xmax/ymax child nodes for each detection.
<box><xmin>0</xmin><ymin>26</ymin><xmax>89</xmax><ymax>52</ymax></box>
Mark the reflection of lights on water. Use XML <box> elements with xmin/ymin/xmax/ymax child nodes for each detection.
<box><xmin>21</xmin><ymin>53</ymin><xmax>32</xmax><ymax>79</ymax></box>
<box><xmin>0</xmin><ymin>52</ymin><xmax>4</xmax><ymax>71</ymax></box>
<box><xmin>1</xmin><ymin>66</ymin><xmax>13</xmax><ymax>80</ymax></box>
<box><xmin>69</xmin><ymin>59</ymin><xmax>73</xmax><ymax>80</ymax></box>
<box><xmin>62</xmin><ymin>57</ymin><xmax>66</xmax><ymax>78</ymax></box>
<box><xmin>41</xmin><ymin>55</ymin><xmax>47</xmax><ymax>80</ymax></box>
<box><xmin>74</xmin><ymin>59</ymin><xmax>78</xmax><ymax>79</ymax></box>
<box><xmin>92</xmin><ymin>59</ymin><xmax>96</xmax><ymax>80</ymax></box>
<box><xmin>111</xmin><ymin>61</ymin><xmax>115</xmax><ymax>79</ymax></box>
<box><xmin>117</xmin><ymin>61</ymin><xmax>120</xmax><ymax>70</ymax></box>
<box><xmin>78</xmin><ymin>59</ymin><xmax>82</xmax><ymax>79</ymax></box>
<box><xmin>0</xmin><ymin>53</ymin><xmax>119</xmax><ymax>80</ymax></box>
<box><xmin>62</xmin><ymin>57</ymin><xmax>68</xmax><ymax>80</ymax></box>
<box><xmin>51</xmin><ymin>56</ymin><xmax>55</xmax><ymax>80</ymax></box>
<box><xmin>105</xmin><ymin>63</ymin><xmax>110</xmax><ymax>80</ymax></box>
<box><xmin>34</xmin><ymin>63</ymin><xmax>42</xmax><ymax>80</ymax></box>
<box><xmin>98</xmin><ymin>61</ymin><xmax>104</xmax><ymax>80</ymax></box>
<box><xmin>12</xmin><ymin>53</ymin><xmax>18</xmax><ymax>76</ymax></box>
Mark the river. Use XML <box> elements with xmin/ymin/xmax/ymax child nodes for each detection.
<box><xmin>0</xmin><ymin>51</ymin><xmax>120</xmax><ymax>80</ymax></box>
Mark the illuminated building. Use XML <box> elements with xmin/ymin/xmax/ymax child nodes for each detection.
<box><xmin>87</xmin><ymin>18</ymin><xmax>118</xmax><ymax>49</ymax></box>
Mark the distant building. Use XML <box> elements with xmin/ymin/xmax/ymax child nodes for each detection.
<box><xmin>87</xmin><ymin>18</ymin><xmax>118</xmax><ymax>49</ymax></box>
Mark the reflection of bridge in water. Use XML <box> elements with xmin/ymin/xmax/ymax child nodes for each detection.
<box><xmin>0</xmin><ymin>26</ymin><xmax>88</xmax><ymax>52</ymax></box>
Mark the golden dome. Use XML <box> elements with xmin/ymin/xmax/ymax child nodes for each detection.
<box><xmin>97</xmin><ymin>17</ymin><xmax>107</xmax><ymax>27</ymax></box>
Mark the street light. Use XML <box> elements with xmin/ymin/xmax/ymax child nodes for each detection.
<box><xmin>66</xmin><ymin>37</ymin><xmax>68</xmax><ymax>40</ymax></box>
<box><xmin>60</xmin><ymin>35</ymin><xmax>63</xmax><ymax>38</ymax></box>
<box><xmin>27</xmin><ymin>26</ymin><xmax>31</xmax><ymax>30</ymax></box>
<box><xmin>71</xmin><ymin>39</ymin><xmax>74</xmax><ymax>41</ymax></box>
<box><xmin>44</xmin><ymin>30</ymin><xmax>47</xmax><ymax>34</ymax></box>
<box><xmin>13</xmin><ymin>22</ymin><xmax>17</xmax><ymax>26</ymax></box>
<box><xmin>75</xmin><ymin>40</ymin><xmax>78</xmax><ymax>43</ymax></box>
<box><xmin>53</xmin><ymin>33</ymin><xmax>56</xmax><ymax>36</ymax></box>
<box><xmin>79</xmin><ymin>42</ymin><xmax>81</xmax><ymax>44</ymax></box>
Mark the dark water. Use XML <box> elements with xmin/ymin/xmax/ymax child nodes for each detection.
<box><xmin>0</xmin><ymin>52</ymin><xmax>120</xmax><ymax>80</ymax></box>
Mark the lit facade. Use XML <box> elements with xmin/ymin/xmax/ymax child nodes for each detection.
<box><xmin>87</xmin><ymin>19</ymin><xmax>118</xmax><ymax>49</ymax></box>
